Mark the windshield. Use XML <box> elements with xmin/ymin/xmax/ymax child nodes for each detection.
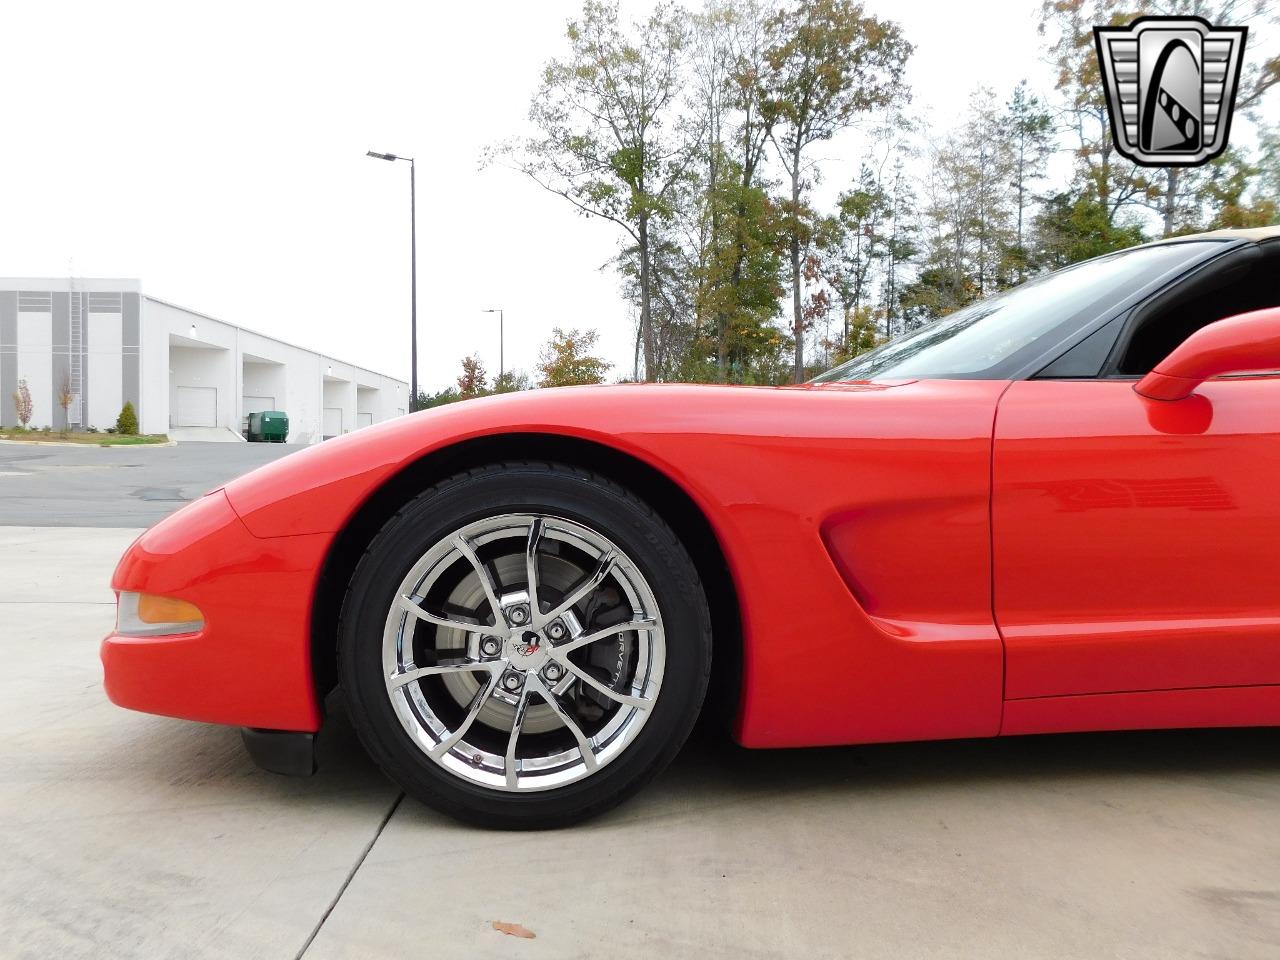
<box><xmin>812</xmin><ymin>241</ymin><xmax>1220</xmax><ymax>382</ymax></box>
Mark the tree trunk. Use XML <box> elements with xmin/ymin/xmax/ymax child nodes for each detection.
<box><xmin>1163</xmin><ymin>168</ymin><xmax>1180</xmax><ymax>237</ymax></box>
<box><xmin>638</xmin><ymin>213</ymin><xmax>655</xmax><ymax>380</ymax></box>
<box><xmin>850</xmin><ymin>229</ymin><xmax>861</xmax><ymax>352</ymax></box>
<box><xmin>717</xmin><ymin>315</ymin><xmax>727</xmax><ymax>381</ymax></box>
<box><xmin>1015</xmin><ymin>147</ymin><xmax>1025</xmax><ymax>281</ymax></box>
<box><xmin>790</xmin><ymin>161</ymin><xmax>803</xmax><ymax>383</ymax></box>
<box><xmin>635</xmin><ymin>337</ymin><xmax>643</xmax><ymax>382</ymax></box>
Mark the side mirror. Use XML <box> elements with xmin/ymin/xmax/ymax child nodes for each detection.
<box><xmin>1135</xmin><ymin>306</ymin><xmax>1280</xmax><ymax>401</ymax></box>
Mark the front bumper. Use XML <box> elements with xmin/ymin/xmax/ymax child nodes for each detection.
<box><xmin>101</xmin><ymin>489</ymin><xmax>329</xmax><ymax>732</ymax></box>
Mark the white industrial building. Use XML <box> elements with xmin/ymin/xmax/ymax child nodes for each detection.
<box><xmin>0</xmin><ymin>279</ymin><xmax>407</xmax><ymax>443</ymax></box>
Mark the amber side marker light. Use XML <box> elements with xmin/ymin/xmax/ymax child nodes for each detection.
<box><xmin>117</xmin><ymin>592</ymin><xmax>205</xmax><ymax>637</ymax></box>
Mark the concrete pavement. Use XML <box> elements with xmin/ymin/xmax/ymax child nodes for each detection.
<box><xmin>0</xmin><ymin>441</ymin><xmax>294</xmax><ymax>527</ymax></box>
<box><xmin>3</xmin><ymin>530</ymin><xmax>1280</xmax><ymax>958</ymax></box>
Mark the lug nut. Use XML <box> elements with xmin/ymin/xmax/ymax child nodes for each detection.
<box><xmin>481</xmin><ymin>637</ymin><xmax>501</xmax><ymax>657</ymax></box>
<box><xmin>543</xmin><ymin>662</ymin><xmax>563</xmax><ymax>682</ymax></box>
<box><xmin>508</xmin><ymin>604</ymin><xmax>530</xmax><ymax>625</ymax></box>
<box><xmin>547</xmin><ymin>620</ymin><xmax>567</xmax><ymax>641</ymax></box>
<box><xmin>503</xmin><ymin>673</ymin><xmax>522</xmax><ymax>691</ymax></box>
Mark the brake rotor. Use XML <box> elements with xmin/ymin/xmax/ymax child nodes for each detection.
<box><xmin>434</xmin><ymin>552</ymin><xmax>631</xmax><ymax>734</ymax></box>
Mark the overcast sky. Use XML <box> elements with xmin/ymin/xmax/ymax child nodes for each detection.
<box><xmin>0</xmin><ymin>1</ymin><xmax>1161</xmax><ymax>389</ymax></box>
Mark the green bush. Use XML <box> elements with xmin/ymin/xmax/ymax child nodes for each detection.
<box><xmin>116</xmin><ymin>402</ymin><xmax>139</xmax><ymax>436</ymax></box>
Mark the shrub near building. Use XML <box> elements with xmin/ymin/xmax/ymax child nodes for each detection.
<box><xmin>116</xmin><ymin>402</ymin><xmax>139</xmax><ymax>436</ymax></box>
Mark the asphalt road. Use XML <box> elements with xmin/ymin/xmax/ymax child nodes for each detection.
<box><xmin>0</xmin><ymin>440</ymin><xmax>295</xmax><ymax>527</ymax></box>
<box><xmin>4</xmin><ymin>447</ymin><xmax>1280</xmax><ymax>958</ymax></box>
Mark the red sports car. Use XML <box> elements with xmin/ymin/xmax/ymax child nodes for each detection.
<box><xmin>103</xmin><ymin>226</ymin><xmax>1280</xmax><ymax>828</ymax></box>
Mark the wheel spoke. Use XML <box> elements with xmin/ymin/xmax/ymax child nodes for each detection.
<box><xmin>398</xmin><ymin>595</ymin><xmax>486</xmax><ymax>634</ymax></box>
<box><xmin>388</xmin><ymin>661</ymin><xmax>489</xmax><ymax>689</ymax></box>
<box><xmin>451</xmin><ymin>535</ymin><xmax>502</xmax><ymax>627</ymax></box>
<box><xmin>531</xmin><ymin>676</ymin><xmax>598</xmax><ymax>772</ymax></box>
<box><xmin>504</xmin><ymin>687</ymin><xmax>532</xmax><ymax>790</ymax></box>
<box><xmin>555</xmin><ymin>657</ymin><xmax>652</xmax><ymax>710</ymax></box>
<box><xmin>430</xmin><ymin>669</ymin><xmax>501</xmax><ymax>757</ymax></box>
<box><xmin>555</xmin><ymin>618</ymin><xmax>656</xmax><ymax>656</ymax></box>
<box><xmin>525</xmin><ymin>517</ymin><xmax>544</xmax><ymax>614</ymax></box>
<box><xmin>535</xmin><ymin>551</ymin><xmax>617</xmax><ymax>628</ymax></box>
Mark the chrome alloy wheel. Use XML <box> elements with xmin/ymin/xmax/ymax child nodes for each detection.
<box><xmin>382</xmin><ymin>513</ymin><xmax>665</xmax><ymax>792</ymax></box>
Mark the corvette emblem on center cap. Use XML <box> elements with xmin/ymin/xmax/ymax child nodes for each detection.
<box><xmin>1094</xmin><ymin>16</ymin><xmax>1247</xmax><ymax>167</ymax></box>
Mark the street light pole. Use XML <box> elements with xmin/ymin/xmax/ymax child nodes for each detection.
<box><xmin>367</xmin><ymin>150</ymin><xmax>417</xmax><ymax>407</ymax></box>
<box><xmin>482</xmin><ymin>308</ymin><xmax>504</xmax><ymax>384</ymax></box>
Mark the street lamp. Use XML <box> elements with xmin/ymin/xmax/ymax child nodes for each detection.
<box><xmin>482</xmin><ymin>308</ymin><xmax>504</xmax><ymax>384</ymax></box>
<box><xmin>366</xmin><ymin>150</ymin><xmax>417</xmax><ymax>407</ymax></box>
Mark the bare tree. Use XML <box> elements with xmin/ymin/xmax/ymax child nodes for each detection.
<box><xmin>12</xmin><ymin>379</ymin><xmax>33</xmax><ymax>429</ymax></box>
<box><xmin>57</xmin><ymin>372</ymin><xmax>74</xmax><ymax>435</ymax></box>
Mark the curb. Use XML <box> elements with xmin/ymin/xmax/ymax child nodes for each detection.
<box><xmin>0</xmin><ymin>437</ymin><xmax>177</xmax><ymax>449</ymax></box>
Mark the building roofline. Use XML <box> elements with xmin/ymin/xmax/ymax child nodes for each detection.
<box><xmin>0</xmin><ymin>277</ymin><xmax>142</xmax><ymax>292</ymax></box>
<box><xmin>143</xmin><ymin>293</ymin><xmax>406</xmax><ymax>386</ymax></box>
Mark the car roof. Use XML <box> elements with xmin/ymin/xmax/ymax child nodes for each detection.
<box><xmin>1164</xmin><ymin>224</ymin><xmax>1280</xmax><ymax>243</ymax></box>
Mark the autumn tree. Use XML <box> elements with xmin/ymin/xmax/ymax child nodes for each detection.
<box><xmin>761</xmin><ymin>0</ymin><xmax>911</xmax><ymax>380</ymax></box>
<box><xmin>489</xmin><ymin>0</ymin><xmax>1275</xmax><ymax>384</ymax></box>
<box><xmin>504</xmin><ymin>0</ymin><xmax>690</xmax><ymax>380</ymax></box>
<box><xmin>456</xmin><ymin>354</ymin><xmax>488</xmax><ymax>398</ymax></box>
<box><xmin>536</xmin><ymin>327</ymin><xmax>613</xmax><ymax>387</ymax></box>
<box><xmin>1199</xmin><ymin>148</ymin><xmax>1279</xmax><ymax>229</ymax></box>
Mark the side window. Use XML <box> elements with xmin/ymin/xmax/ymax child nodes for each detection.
<box><xmin>1106</xmin><ymin>244</ymin><xmax>1277</xmax><ymax>377</ymax></box>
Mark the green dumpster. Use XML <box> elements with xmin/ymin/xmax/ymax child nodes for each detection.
<box><xmin>246</xmin><ymin>410</ymin><xmax>289</xmax><ymax>443</ymax></box>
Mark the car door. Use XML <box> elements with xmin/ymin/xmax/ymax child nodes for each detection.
<box><xmin>992</xmin><ymin>373</ymin><xmax>1280</xmax><ymax>700</ymax></box>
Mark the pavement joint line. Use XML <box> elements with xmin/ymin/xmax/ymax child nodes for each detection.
<box><xmin>294</xmin><ymin>791</ymin><xmax>405</xmax><ymax>959</ymax></box>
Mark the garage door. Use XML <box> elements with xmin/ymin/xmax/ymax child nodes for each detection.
<box><xmin>323</xmin><ymin>407</ymin><xmax>343</xmax><ymax>439</ymax></box>
<box><xmin>243</xmin><ymin>395</ymin><xmax>275</xmax><ymax>416</ymax></box>
<box><xmin>175</xmin><ymin>386</ymin><xmax>217</xmax><ymax>427</ymax></box>
<box><xmin>356</xmin><ymin>412</ymin><xmax>373</xmax><ymax>428</ymax></box>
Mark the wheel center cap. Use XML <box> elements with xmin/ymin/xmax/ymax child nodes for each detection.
<box><xmin>507</xmin><ymin>630</ymin><xmax>547</xmax><ymax>670</ymax></box>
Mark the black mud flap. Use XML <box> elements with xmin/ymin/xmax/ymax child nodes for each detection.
<box><xmin>241</xmin><ymin>727</ymin><xmax>317</xmax><ymax>776</ymax></box>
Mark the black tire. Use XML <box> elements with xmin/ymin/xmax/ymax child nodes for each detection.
<box><xmin>337</xmin><ymin>461</ymin><xmax>712</xmax><ymax>829</ymax></box>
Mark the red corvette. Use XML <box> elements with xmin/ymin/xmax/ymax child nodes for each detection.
<box><xmin>103</xmin><ymin>226</ymin><xmax>1280</xmax><ymax>827</ymax></box>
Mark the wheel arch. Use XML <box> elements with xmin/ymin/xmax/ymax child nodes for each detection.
<box><xmin>311</xmin><ymin>432</ymin><xmax>743</xmax><ymax>731</ymax></box>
